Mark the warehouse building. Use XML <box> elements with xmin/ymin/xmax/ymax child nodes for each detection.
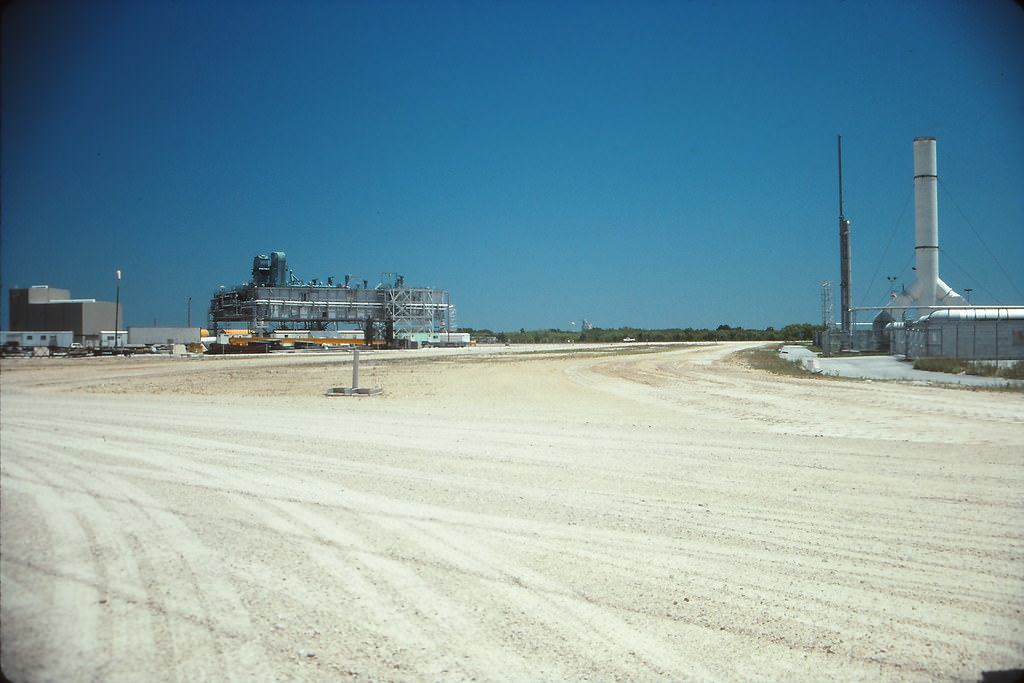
<box><xmin>7</xmin><ymin>285</ymin><xmax>123</xmax><ymax>347</ymax></box>
<box><xmin>887</xmin><ymin>308</ymin><xmax>1024</xmax><ymax>361</ymax></box>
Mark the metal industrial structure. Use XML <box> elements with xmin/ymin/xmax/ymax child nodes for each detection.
<box><xmin>208</xmin><ymin>252</ymin><xmax>456</xmax><ymax>346</ymax></box>
<box><xmin>820</xmin><ymin>281</ymin><xmax>834</xmax><ymax>329</ymax></box>
<box><xmin>820</xmin><ymin>137</ymin><xmax>1024</xmax><ymax>360</ymax></box>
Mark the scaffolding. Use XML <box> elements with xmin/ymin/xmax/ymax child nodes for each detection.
<box><xmin>384</xmin><ymin>287</ymin><xmax>454</xmax><ymax>335</ymax></box>
<box><xmin>820</xmin><ymin>281</ymin><xmax>834</xmax><ymax>329</ymax></box>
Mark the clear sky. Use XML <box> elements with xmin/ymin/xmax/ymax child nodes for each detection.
<box><xmin>3</xmin><ymin>0</ymin><xmax>1022</xmax><ymax>332</ymax></box>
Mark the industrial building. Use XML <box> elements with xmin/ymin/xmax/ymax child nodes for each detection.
<box><xmin>820</xmin><ymin>138</ymin><xmax>1024</xmax><ymax>361</ymax></box>
<box><xmin>1</xmin><ymin>330</ymin><xmax>74</xmax><ymax>350</ymax></box>
<box><xmin>7</xmin><ymin>285</ymin><xmax>123</xmax><ymax>347</ymax></box>
<box><xmin>209</xmin><ymin>252</ymin><xmax>458</xmax><ymax>346</ymax></box>
<box><xmin>887</xmin><ymin>309</ymin><xmax>1024</xmax><ymax>361</ymax></box>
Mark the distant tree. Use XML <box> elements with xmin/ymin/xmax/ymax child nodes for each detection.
<box><xmin>487</xmin><ymin>323</ymin><xmax>823</xmax><ymax>344</ymax></box>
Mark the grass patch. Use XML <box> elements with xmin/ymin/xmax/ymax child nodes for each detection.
<box><xmin>736</xmin><ymin>344</ymin><xmax>819</xmax><ymax>378</ymax></box>
<box><xmin>1004</xmin><ymin>362</ymin><xmax>1024</xmax><ymax>380</ymax></box>
<box><xmin>913</xmin><ymin>357</ymin><xmax>1024</xmax><ymax>379</ymax></box>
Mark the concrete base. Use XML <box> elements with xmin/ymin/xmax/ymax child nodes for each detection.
<box><xmin>324</xmin><ymin>386</ymin><xmax>383</xmax><ymax>397</ymax></box>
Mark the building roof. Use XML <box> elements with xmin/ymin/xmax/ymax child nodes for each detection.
<box><xmin>920</xmin><ymin>307</ymin><xmax>1024</xmax><ymax>322</ymax></box>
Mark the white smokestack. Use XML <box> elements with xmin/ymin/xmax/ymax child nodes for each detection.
<box><xmin>889</xmin><ymin>137</ymin><xmax>965</xmax><ymax>312</ymax></box>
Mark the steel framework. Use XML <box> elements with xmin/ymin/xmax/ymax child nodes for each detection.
<box><xmin>384</xmin><ymin>287</ymin><xmax>453</xmax><ymax>335</ymax></box>
<box><xmin>209</xmin><ymin>258</ymin><xmax>455</xmax><ymax>344</ymax></box>
<box><xmin>820</xmin><ymin>281</ymin><xmax>834</xmax><ymax>329</ymax></box>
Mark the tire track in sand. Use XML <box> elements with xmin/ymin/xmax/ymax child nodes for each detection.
<box><xmin>2</xmin><ymin>432</ymin><xmax>271</xmax><ymax>681</ymax></box>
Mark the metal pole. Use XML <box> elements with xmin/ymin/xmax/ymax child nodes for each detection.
<box><xmin>352</xmin><ymin>348</ymin><xmax>360</xmax><ymax>389</ymax></box>
<box><xmin>838</xmin><ymin>134</ymin><xmax>844</xmax><ymax>218</ymax></box>
<box><xmin>838</xmin><ymin>135</ymin><xmax>852</xmax><ymax>342</ymax></box>
<box><xmin>187</xmin><ymin>297</ymin><xmax>192</xmax><ymax>327</ymax></box>
<box><xmin>113</xmin><ymin>269</ymin><xmax>123</xmax><ymax>350</ymax></box>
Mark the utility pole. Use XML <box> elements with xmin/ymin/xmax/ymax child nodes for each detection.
<box><xmin>115</xmin><ymin>269</ymin><xmax>122</xmax><ymax>349</ymax></box>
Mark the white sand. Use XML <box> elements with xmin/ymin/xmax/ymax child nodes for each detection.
<box><xmin>2</xmin><ymin>342</ymin><xmax>1022</xmax><ymax>681</ymax></box>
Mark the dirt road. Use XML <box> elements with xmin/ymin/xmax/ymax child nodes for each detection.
<box><xmin>2</xmin><ymin>343</ymin><xmax>1022</xmax><ymax>681</ymax></box>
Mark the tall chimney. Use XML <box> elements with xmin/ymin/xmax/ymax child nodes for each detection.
<box><xmin>885</xmin><ymin>137</ymin><xmax>965</xmax><ymax>313</ymax></box>
<box><xmin>838</xmin><ymin>135</ymin><xmax>852</xmax><ymax>335</ymax></box>
<box><xmin>874</xmin><ymin>137</ymin><xmax>966</xmax><ymax>350</ymax></box>
<box><xmin>913</xmin><ymin>137</ymin><xmax>941</xmax><ymax>306</ymax></box>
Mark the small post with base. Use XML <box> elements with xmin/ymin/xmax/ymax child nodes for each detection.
<box><xmin>325</xmin><ymin>347</ymin><xmax>382</xmax><ymax>396</ymax></box>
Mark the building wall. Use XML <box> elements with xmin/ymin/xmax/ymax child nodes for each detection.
<box><xmin>96</xmin><ymin>331</ymin><xmax>128</xmax><ymax>347</ymax></box>
<box><xmin>9</xmin><ymin>287</ymin><xmax>120</xmax><ymax>343</ymax></box>
<box><xmin>396</xmin><ymin>332</ymin><xmax>470</xmax><ymax>346</ymax></box>
<box><xmin>128</xmin><ymin>327</ymin><xmax>201</xmax><ymax>345</ymax></box>
<box><xmin>15</xmin><ymin>301</ymin><xmax>86</xmax><ymax>335</ymax></box>
<box><xmin>28</xmin><ymin>286</ymin><xmax>71</xmax><ymax>304</ymax></box>
<box><xmin>904</xmin><ymin>320</ymin><xmax>1024</xmax><ymax>360</ymax></box>
<box><xmin>1</xmin><ymin>331</ymin><xmax>74</xmax><ymax>348</ymax></box>
<box><xmin>80</xmin><ymin>301</ymin><xmax>121</xmax><ymax>337</ymax></box>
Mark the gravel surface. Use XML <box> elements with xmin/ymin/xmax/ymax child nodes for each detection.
<box><xmin>2</xmin><ymin>342</ymin><xmax>1022</xmax><ymax>681</ymax></box>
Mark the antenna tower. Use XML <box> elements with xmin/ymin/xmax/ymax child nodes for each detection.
<box><xmin>821</xmin><ymin>281</ymin><xmax>834</xmax><ymax>328</ymax></box>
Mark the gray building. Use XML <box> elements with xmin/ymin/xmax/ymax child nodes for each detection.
<box><xmin>128</xmin><ymin>327</ymin><xmax>201</xmax><ymax>346</ymax></box>
<box><xmin>8</xmin><ymin>285</ymin><xmax>123</xmax><ymax>347</ymax></box>
<box><xmin>888</xmin><ymin>308</ymin><xmax>1024</xmax><ymax>360</ymax></box>
<box><xmin>1</xmin><ymin>331</ymin><xmax>74</xmax><ymax>349</ymax></box>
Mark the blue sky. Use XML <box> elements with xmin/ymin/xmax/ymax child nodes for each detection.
<box><xmin>3</xmin><ymin>0</ymin><xmax>1022</xmax><ymax>331</ymax></box>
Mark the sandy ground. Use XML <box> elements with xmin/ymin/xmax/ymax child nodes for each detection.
<box><xmin>1</xmin><ymin>342</ymin><xmax>1022</xmax><ymax>682</ymax></box>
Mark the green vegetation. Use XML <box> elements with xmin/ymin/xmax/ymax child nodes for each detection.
<box><xmin>459</xmin><ymin>323</ymin><xmax>823</xmax><ymax>345</ymax></box>
<box><xmin>913</xmin><ymin>357</ymin><xmax>1024</xmax><ymax>380</ymax></box>
<box><xmin>736</xmin><ymin>343</ymin><xmax>820</xmax><ymax>378</ymax></box>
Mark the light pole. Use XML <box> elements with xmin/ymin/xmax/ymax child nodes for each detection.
<box><xmin>187</xmin><ymin>297</ymin><xmax>192</xmax><ymax>327</ymax></box>
<box><xmin>114</xmin><ymin>269</ymin><xmax>122</xmax><ymax>349</ymax></box>
<box><xmin>963</xmin><ymin>288</ymin><xmax>972</xmax><ymax>305</ymax></box>
<box><xmin>887</xmin><ymin>276</ymin><xmax>898</xmax><ymax>296</ymax></box>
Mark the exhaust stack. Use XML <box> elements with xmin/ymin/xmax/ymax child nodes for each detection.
<box><xmin>838</xmin><ymin>135</ymin><xmax>852</xmax><ymax>336</ymax></box>
<box><xmin>888</xmin><ymin>137</ymin><xmax>965</xmax><ymax>311</ymax></box>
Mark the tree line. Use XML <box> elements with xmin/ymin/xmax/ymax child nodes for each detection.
<box><xmin>459</xmin><ymin>323</ymin><xmax>822</xmax><ymax>344</ymax></box>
